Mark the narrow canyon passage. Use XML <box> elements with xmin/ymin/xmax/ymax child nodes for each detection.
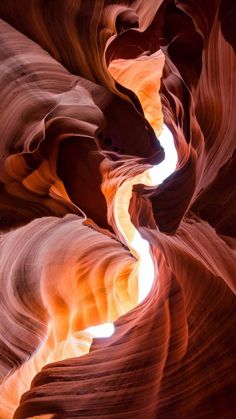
<box><xmin>0</xmin><ymin>1</ymin><xmax>235</xmax><ymax>418</ymax></box>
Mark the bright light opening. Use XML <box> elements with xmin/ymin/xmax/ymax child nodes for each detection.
<box><xmin>149</xmin><ymin>124</ymin><xmax>178</xmax><ymax>185</ymax></box>
<box><xmin>85</xmin><ymin>322</ymin><xmax>115</xmax><ymax>338</ymax></box>
<box><xmin>131</xmin><ymin>124</ymin><xmax>177</xmax><ymax>304</ymax></box>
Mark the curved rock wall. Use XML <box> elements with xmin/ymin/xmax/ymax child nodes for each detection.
<box><xmin>0</xmin><ymin>1</ymin><xmax>235</xmax><ymax>418</ymax></box>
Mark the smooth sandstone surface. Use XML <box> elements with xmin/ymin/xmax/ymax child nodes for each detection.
<box><xmin>0</xmin><ymin>1</ymin><xmax>235</xmax><ymax>418</ymax></box>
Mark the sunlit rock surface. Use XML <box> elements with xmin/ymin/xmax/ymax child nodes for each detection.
<box><xmin>0</xmin><ymin>0</ymin><xmax>235</xmax><ymax>418</ymax></box>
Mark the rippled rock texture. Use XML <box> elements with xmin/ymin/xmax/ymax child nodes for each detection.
<box><xmin>0</xmin><ymin>1</ymin><xmax>235</xmax><ymax>418</ymax></box>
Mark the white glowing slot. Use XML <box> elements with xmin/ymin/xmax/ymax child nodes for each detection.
<box><xmin>85</xmin><ymin>322</ymin><xmax>115</xmax><ymax>338</ymax></box>
<box><xmin>149</xmin><ymin>124</ymin><xmax>178</xmax><ymax>185</ymax></box>
<box><xmin>131</xmin><ymin>124</ymin><xmax>177</xmax><ymax>304</ymax></box>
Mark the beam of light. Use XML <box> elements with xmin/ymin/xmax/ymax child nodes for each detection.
<box><xmin>149</xmin><ymin>124</ymin><xmax>178</xmax><ymax>185</ymax></box>
<box><xmin>130</xmin><ymin>124</ymin><xmax>177</xmax><ymax>304</ymax></box>
<box><xmin>85</xmin><ymin>322</ymin><xmax>115</xmax><ymax>338</ymax></box>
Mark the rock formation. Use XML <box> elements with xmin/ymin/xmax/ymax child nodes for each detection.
<box><xmin>0</xmin><ymin>1</ymin><xmax>235</xmax><ymax>418</ymax></box>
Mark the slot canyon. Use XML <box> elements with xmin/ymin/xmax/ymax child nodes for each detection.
<box><xmin>0</xmin><ymin>1</ymin><xmax>235</xmax><ymax>418</ymax></box>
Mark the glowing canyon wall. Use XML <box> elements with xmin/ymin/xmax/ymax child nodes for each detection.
<box><xmin>0</xmin><ymin>0</ymin><xmax>235</xmax><ymax>418</ymax></box>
